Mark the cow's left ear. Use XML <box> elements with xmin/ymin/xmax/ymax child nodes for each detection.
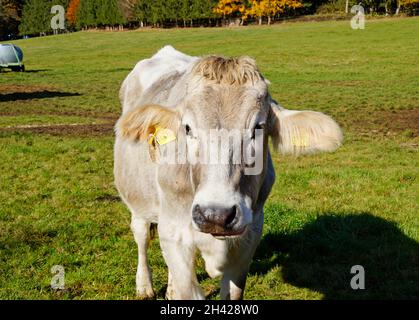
<box><xmin>115</xmin><ymin>104</ymin><xmax>180</xmax><ymax>142</ymax></box>
<box><xmin>268</xmin><ymin>101</ymin><xmax>343</xmax><ymax>155</ymax></box>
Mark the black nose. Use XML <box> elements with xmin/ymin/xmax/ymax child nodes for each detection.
<box><xmin>193</xmin><ymin>204</ymin><xmax>237</xmax><ymax>229</ymax></box>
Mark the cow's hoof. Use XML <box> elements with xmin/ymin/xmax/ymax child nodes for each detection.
<box><xmin>136</xmin><ymin>287</ymin><xmax>155</xmax><ymax>300</ymax></box>
<box><xmin>165</xmin><ymin>286</ymin><xmax>175</xmax><ymax>300</ymax></box>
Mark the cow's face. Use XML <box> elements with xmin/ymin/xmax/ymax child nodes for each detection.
<box><xmin>181</xmin><ymin>70</ymin><xmax>271</xmax><ymax>237</ymax></box>
<box><xmin>117</xmin><ymin>56</ymin><xmax>343</xmax><ymax>238</ymax></box>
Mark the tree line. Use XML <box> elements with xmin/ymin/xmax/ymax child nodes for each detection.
<box><xmin>0</xmin><ymin>0</ymin><xmax>23</xmax><ymax>38</ymax></box>
<box><xmin>0</xmin><ymin>0</ymin><xmax>417</xmax><ymax>39</ymax></box>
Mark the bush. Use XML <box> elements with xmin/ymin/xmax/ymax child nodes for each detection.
<box><xmin>316</xmin><ymin>0</ymin><xmax>356</xmax><ymax>14</ymax></box>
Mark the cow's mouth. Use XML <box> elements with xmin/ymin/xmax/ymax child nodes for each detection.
<box><xmin>194</xmin><ymin>222</ymin><xmax>247</xmax><ymax>238</ymax></box>
<box><xmin>208</xmin><ymin>226</ymin><xmax>247</xmax><ymax>238</ymax></box>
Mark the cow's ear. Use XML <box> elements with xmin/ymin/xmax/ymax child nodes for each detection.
<box><xmin>268</xmin><ymin>101</ymin><xmax>343</xmax><ymax>155</ymax></box>
<box><xmin>116</xmin><ymin>104</ymin><xmax>179</xmax><ymax>142</ymax></box>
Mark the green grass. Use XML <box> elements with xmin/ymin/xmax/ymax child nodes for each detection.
<box><xmin>0</xmin><ymin>17</ymin><xmax>418</xmax><ymax>299</ymax></box>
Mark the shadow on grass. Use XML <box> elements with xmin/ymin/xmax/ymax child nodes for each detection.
<box><xmin>0</xmin><ymin>90</ymin><xmax>81</xmax><ymax>102</ymax></box>
<box><xmin>251</xmin><ymin>213</ymin><xmax>419</xmax><ymax>299</ymax></box>
<box><xmin>23</xmin><ymin>69</ymin><xmax>50</xmax><ymax>73</ymax></box>
<box><xmin>0</xmin><ymin>68</ymin><xmax>49</xmax><ymax>73</ymax></box>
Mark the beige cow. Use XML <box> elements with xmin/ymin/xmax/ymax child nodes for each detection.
<box><xmin>114</xmin><ymin>46</ymin><xmax>343</xmax><ymax>300</ymax></box>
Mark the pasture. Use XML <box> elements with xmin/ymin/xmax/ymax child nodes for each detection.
<box><xmin>0</xmin><ymin>17</ymin><xmax>418</xmax><ymax>299</ymax></box>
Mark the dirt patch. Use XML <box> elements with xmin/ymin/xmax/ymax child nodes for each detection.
<box><xmin>350</xmin><ymin>109</ymin><xmax>419</xmax><ymax>137</ymax></box>
<box><xmin>0</xmin><ymin>108</ymin><xmax>119</xmax><ymax>120</ymax></box>
<box><xmin>1</xmin><ymin>122</ymin><xmax>115</xmax><ymax>137</ymax></box>
<box><xmin>0</xmin><ymin>84</ymin><xmax>57</xmax><ymax>93</ymax></box>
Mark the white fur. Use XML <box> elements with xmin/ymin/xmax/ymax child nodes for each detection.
<box><xmin>115</xmin><ymin>46</ymin><xmax>342</xmax><ymax>300</ymax></box>
<box><xmin>191</xmin><ymin>166</ymin><xmax>253</xmax><ymax>233</ymax></box>
<box><xmin>134</xmin><ymin>46</ymin><xmax>197</xmax><ymax>93</ymax></box>
<box><xmin>271</xmin><ymin>103</ymin><xmax>343</xmax><ymax>155</ymax></box>
<box><xmin>131</xmin><ymin>217</ymin><xmax>154</xmax><ymax>298</ymax></box>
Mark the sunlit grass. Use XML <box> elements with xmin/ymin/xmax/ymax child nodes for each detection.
<box><xmin>0</xmin><ymin>17</ymin><xmax>418</xmax><ymax>299</ymax></box>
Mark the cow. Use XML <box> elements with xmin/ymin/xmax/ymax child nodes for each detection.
<box><xmin>114</xmin><ymin>45</ymin><xmax>343</xmax><ymax>300</ymax></box>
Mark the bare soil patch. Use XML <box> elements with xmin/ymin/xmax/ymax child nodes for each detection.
<box><xmin>0</xmin><ymin>108</ymin><xmax>118</xmax><ymax>120</ymax></box>
<box><xmin>1</xmin><ymin>122</ymin><xmax>115</xmax><ymax>137</ymax></box>
<box><xmin>349</xmin><ymin>109</ymin><xmax>419</xmax><ymax>137</ymax></box>
<box><xmin>0</xmin><ymin>84</ymin><xmax>57</xmax><ymax>93</ymax></box>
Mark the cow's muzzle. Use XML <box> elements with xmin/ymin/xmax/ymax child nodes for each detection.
<box><xmin>192</xmin><ymin>204</ymin><xmax>246</xmax><ymax>237</ymax></box>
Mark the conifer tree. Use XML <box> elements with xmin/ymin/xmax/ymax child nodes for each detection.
<box><xmin>77</xmin><ymin>0</ymin><xmax>97</xmax><ymax>29</ymax></box>
<box><xmin>19</xmin><ymin>0</ymin><xmax>51</xmax><ymax>35</ymax></box>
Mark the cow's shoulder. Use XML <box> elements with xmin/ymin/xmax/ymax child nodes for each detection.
<box><xmin>120</xmin><ymin>46</ymin><xmax>197</xmax><ymax>112</ymax></box>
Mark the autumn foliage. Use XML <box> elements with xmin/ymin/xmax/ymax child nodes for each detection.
<box><xmin>66</xmin><ymin>0</ymin><xmax>80</xmax><ymax>26</ymax></box>
<box><xmin>214</xmin><ymin>0</ymin><xmax>247</xmax><ymax>18</ymax></box>
<box><xmin>399</xmin><ymin>0</ymin><xmax>419</xmax><ymax>6</ymax></box>
<box><xmin>214</xmin><ymin>0</ymin><xmax>303</xmax><ymax>24</ymax></box>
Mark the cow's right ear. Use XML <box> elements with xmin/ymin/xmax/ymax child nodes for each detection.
<box><xmin>268</xmin><ymin>101</ymin><xmax>343</xmax><ymax>155</ymax></box>
<box><xmin>115</xmin><ymin>104</ymin><xmax>180</xmax><ymax>142</ymax></box>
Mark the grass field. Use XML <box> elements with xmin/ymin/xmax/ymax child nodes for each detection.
<box><xmin>0</xmin><ymin>17</ymin><xmax>418</xmax><ymax>299</ymax></box>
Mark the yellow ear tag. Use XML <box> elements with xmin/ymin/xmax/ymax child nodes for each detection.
<box><xmin>149</xmin><ymin>126</ymin><xmax>176</xmax><ymax>146</ymax></box>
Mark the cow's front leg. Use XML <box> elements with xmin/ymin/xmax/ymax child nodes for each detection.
<box><xmin>158</xmin><ymin>225</ymin><xmax>205</xmax><ymax>300</ymax></box>
<box><xmin>131</xmin><ymin>216</ymin><xmax>155</xmax><ymax>299</ymax></box>
<box><xmin>220</xmin><ymin>268</ymin><xmax>248</xmax><ymax>300</ymax></box>
<box><xmin>165</xmin><ymin>270</ymin><xmax>174</xmax><ymax>300</ymax></box>
<box><xmin>220</xmin><ymin>224</ymin><xmax>263</xmax><ymax>300</ymax></box>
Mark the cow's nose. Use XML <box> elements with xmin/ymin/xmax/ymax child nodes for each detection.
<box><xmin>193</xmin><ymin>204</ymin><xmax>237</xmax><ymax>229</ymax></box>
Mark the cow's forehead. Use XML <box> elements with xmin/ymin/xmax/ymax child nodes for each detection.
<box><xmin>181</xmin><ymin>55</ymin><xmax>269</xmax><ymax>129</ymax></box>
<box><xmin>184</xmin><ymin>83</ymin><xmax>268</xmax><ymax>129</ymax></box>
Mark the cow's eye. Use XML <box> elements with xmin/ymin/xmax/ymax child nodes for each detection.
<box><xmin>185</xmin><ymin>124</ymin><xmax>192</xmax><ymax>136</ymax></box>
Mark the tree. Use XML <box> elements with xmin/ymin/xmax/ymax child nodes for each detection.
<box><xmin>75</xmin><ymin>0</ymin><xmax>124</xmax><ymax>29</ymax></box>
<box><xmin>397</xmin><ymin>0</ymin><xmax>419</xmax><ymax>14</ymax></box>
<box><xmin>0</xmin><ymin>1</ymin><xmax>3</xmax><ymax>20</ymax></box>
<box><xmin>213</xmin><ymin>0</ymin><xmax>247</xmax><ymax>24</ymax></box>
<box><xmin>363</xmin><ymin>0</ymin><xmax>382</xmax><ymax>13</ymax></box>
<box><xmin>134</xmin><ymin>0</ymin><xmax>217</xmax><ymax>28</ymax></box>
<box><xmin>165</xmin><ymin>0</ymin><xmax>183</xmax><ymax>26</ymax></box>
<box><xmin>118</xmin><ymin>0</ymin><xmax>137</xmax><ymax>22</ymax></box>
<box><xmin>19</xmin><ymin>0</ymin><xmax>51</xmax><ymax>35</ymax></box>
<box><xmin>245</xmin><ymin>0</ymin><xmax>265</xmax><ymax>24</ymax></box>
<box><xmin>192</xmin><ymin>0</ymin><xmax>218</xmax><ymax>25</ymax></box>
<box><xmin>135</xmin><ymin>0</ymin><xmax>152</xmax><ymax>26</ymax></box>
<box><xmin>66</xmin><ymin>0</ymin><xmax>80</xmax><ymax>26</ymax></box>
<box><xmin>0</xmin><ymin>1</ymin><xmax>5</xmax><ymax>38</ymax></box>
<box><xmin>134</xmin><ymin>0</ymin><xmax>166</xmax><ymax>26</ymax></box>
<box><xmin>149</xmin><ymin>0</ymin><xmax>166</xmax><ymax>26</ymax></box>
<box><xmin>96</xmin><ymin>0</ymin><xmax>124</xmax><ymax>27</ymax></box>
<box><xmin>77</xmin><ymin>0</ymin><xmax>97</xmax><ymax>29</ymax></box>
<box><xmin>19</xmin><ymin>0</ymin><xmax>69</xmax><ymax>35</ymax></box>
<box><xmin>107</xmin><ymin>0</ymin><xmax>125</xmax><ymax>26</ymax></box>
<box><xmin>245</xmin><ymin>0</ymin><xmax>302</xmax><ymax>25</ymax></box>
<box><xmin>0</xmin><ymin>0</ymin><xmax>24</xmax><ymax>39</ymax></box>
<box><xmin>179</xmin><ymin>0</ymin><xmax>193</xmax><ymax>27</ymax></box>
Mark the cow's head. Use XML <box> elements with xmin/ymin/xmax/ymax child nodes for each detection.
<box><xmin>117</xmin><ymin>56</ymin><xmax>343</xmax><ymax>238</ymax></box>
